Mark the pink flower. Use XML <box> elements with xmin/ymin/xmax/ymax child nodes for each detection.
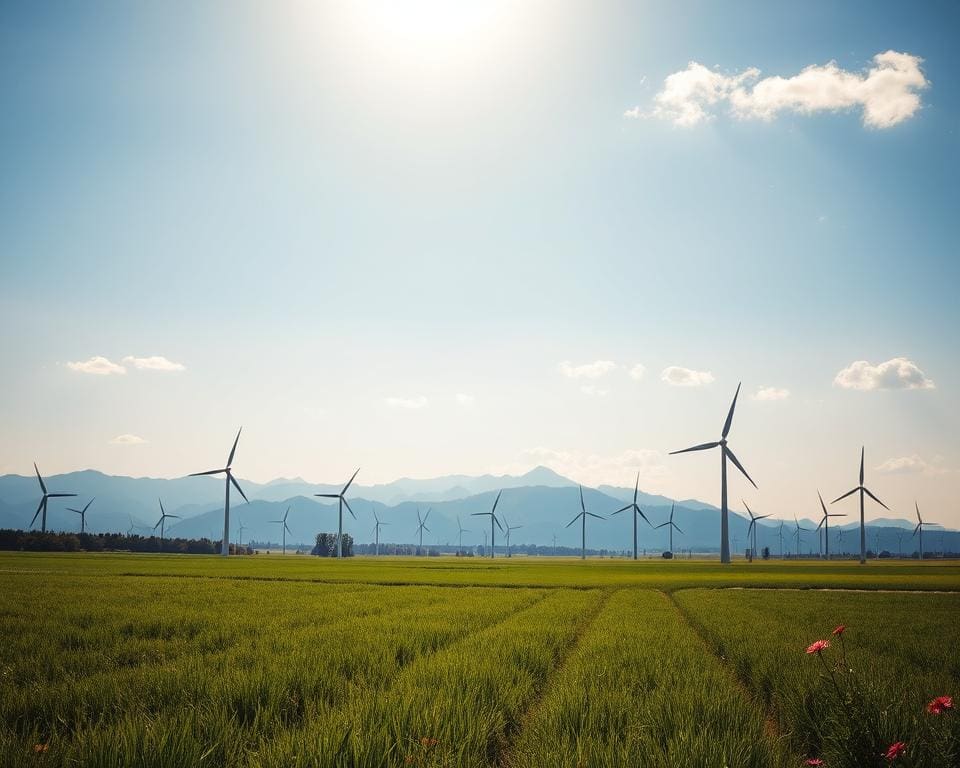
<box><xmin>804</xmin><ymin>759</ymin><xmax>825</xmax><ymax>766</ymax></box>
<box><xmin>805</xmin><ymin>639</ymin><xmax>830</xmax><ymax>655</ymax></box>
<box><xmin>927</xmin><ymin>696</ymin><xmax>953</xmax><ymax>715</ymax></box>
<box><xmin>832</xmin><ymin>625</ymin><xmax>846</xmax><ymax>637</ymax></box>
<box><xmin>884</xmin><ymin>742</ymin><xmax>906</xmax><ymax>761</ymax></box>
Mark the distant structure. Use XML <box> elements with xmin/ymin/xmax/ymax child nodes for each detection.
<box><xmin>66</xmin><ymin>498</ymin><xmax>95</xmax><ymax>534</ymax></box>
<box><xmin>743</xmin><ymin>500</ymin><xmax>769</xmax><ymax>563</ymax></box>
<box><xmin>270</xmin><ymin>506</ymin><xmax>292</xmax><ymax>555</ymax></box>
<box><xmin>794</xmin><ymin>516</ymin><xmax>811</xmax><ymax>557</ymax></box>
<box><xmin>414</xmin><ymin>507</ymin><xmax>431</xmax><ymax>550</ymax></box>
<box><xmin>472</xmin><ymin>489</ymin><xmax>503</xmax><ymax>559</ymax></box>
<box><xmin>456</xmin><ymin>515</ymin><xmax>470</xmax><ymax>553</ymax></box>
<box><xmin>832</xmin><ymin>447</ymin><xmax>888</xmax><ymax>564</ymax></box>
<box><xmin>566</xmin><ymin>485</ymin><xmax>604</xmax><ymax>560</ymax></box>
<box><xmin>30</xmin><ymin>463</ymin><xmax>76</xmax><ymax>533</ymax></box>
<box><xmin>778</xmin><ymin>520</ymin><xmax>785</xmax><ymax>559</ymax></box>
<box><xmin>153</xmin><ymin>498</ymin><xmax>180</xmax><ymax>546</ymax></box>
<box><xmin>612</xmin><ymin>473</ymin><xmax>653</xmax><ymax>561</ymax></box>
<box><xmin>913</xmin><ymin>502</ymin><xmax>937</xmax><ymax>560</ymax></box>
<box><xmin>503</xmin><ymin>515</ymin><xmax>523</xmax><ymax>558</ymax></box>
<box><xmin>670</xmin><ymin>383</ymin><xmax>756</xmax><ymax>564</ymax></box>
<box><xmin>189</xmin><ymin>428</ymin><xmax>248</xmax><ymax>557</ymax></box>
<box><xmin>314</xmin><ymin>467</ymin><xmax>360</xmax><ymax>559</ymax></box>
<box><xmin>655</xmin><ymin>502</ymin><xmax>683</xmax><ymax>555</ymax></box>
<box><xmin>816</xmin><ymin>491</ymin><xmax>845</xmax><ymax>560</ymax></box>
<box><xmin>371</xmin><ymin>508</ymin><xmax>388</xmax><ymax>556</ymax></box>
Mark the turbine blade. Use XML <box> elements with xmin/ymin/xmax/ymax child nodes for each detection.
<box><xmin>859</xmin><ymin>446</ymin><xmax>864</xmax><ymax>485</ymax></box>
<box><xmin>586</xmin><ymin>511</ymin><xmax>604</xmax><ymax>520</ymax></box>
<box><xmin>612</xmin><ymin>504</ymin><xmax>632</xmax><ymax>515</ymax></box>
<box><xmin>343</xmin><ymin>498</ymin><xmax>356</xmax><ymax>519</ymax></box>
<box><xmin>491</xmin><ymin>489</ymin><xmax>502</xmax><ymax>515</ymax></box>
<box><xmin>470</xmin><ymin>512</ymin><xmax>487</xmax><ymax>517</ymax></box>
<box><xmin>913</xmin><ymin>523</ymin><xmax>921</xmax><ymax>537</ymax></box>
<box><xmin>34</xmin><ymin>463</ymin><xmax>47</xmax><ymax>494</ymax></box>
<box><xmin>655</xmin><ymin>522</ymin><xmax>669</xmax><ymax>529</ymax></box>
<box><xmin>633</xmin><ymin>472</ymin><xmax>639</xmax><ymax>504</ymax></box>
<box><xmin>669</xmin><ymin>441</ymin><xmax>719</xmax><ymax>455</ymax></box>
<box><xmin>159</xmin><ymin>498</ymin><xmax>165</xmax><ymax>516</ymax></box>
<box><xmin>579</xmin><ymin>485</ymin><xmax>585</xmax><ymax>514</ymax></box>
<box><xmin>493</xmin><ymin>515</ymin><xmax>503</xmax><ymax>531</ymax></box>
<box><xmin>724</xmin><ymin>447</ymin><xmax>757</xmax><ymax>488</ymax></box>
<box><xmin>30</xmin><ymin>499</ymin><xmax>43</xmax><ymax>527</ymax></box>
<box><xmin>832</xmin><ymin>488</ymin><xmax>858</xmax><ymax>503</ymax></box>
<box><xmin>424</xmin><ymin>508</ymin><xmax>431</xmax><ymax>522</ymax></box>
<box><xmin>862</xmin><ymin>487</ymin><xmax>889</xmax><ymax>510</ymax></box>
<box><xmin>67</xmin><ymin>508</ymin><xmax>81</xmax><ymax>514</ymax></box>
<box><xmin>565</xmin><ymin>514</ymin><xmax>580</xmax><ymax>528</ymax></box>
<box><xmin>284</xmin><ymin>523</ymin><xmax>291</xmax><ymax>534</ymax></box>
<box><xmin>638</xmin><ymin>509</ymin><xmax>654</xmax><ymax>528</ymax></box>
<box><xmin>342</xmin><ymin>467</ymin><xmax>360</xmax><ymax>495</ymax></box>
<box><xmin>672</xmin><ymin>523</ymin><xmax>684</xmax><ymax>534</ymax></box>
<box><xmin>227</xmin><ymin>427</ymin><xmax>242</xmax><ymax>467</ymax></box>
<box><xmin>722</xmin><ymin>382</ymin><xmax>741</xmax><ymax>438</ymax></box>
<box><xmin>83</xmin><ymin>498</ymin><xmax>95</xmax><ymax>513</ymax></box>
<box><xmin>915</xmin><ymin>501</ymin><xmax>921</xmax><ymax>523</ymax></box>
<box><xmin>284</xmin><ymin>507</ymin><xmax>290</xmax><ymax>522</ymax></box>
<box><xmin>190</xmin><ymin>469</ymin><xmax>226</xmax><ymax>477</ymax></box>
<box><xmin>229</xmin><ymin>473</ymin><xmax>249</xmax><ymax>503</ymax></box>
<box><xmin>46</xmin><ymin>493</ymin><xmax>77</xmax><ymax>498</ymax></box>
<box><xmin>314</xmin><ymin>493</ymin><xmax>339</xmax><ymax>498</ymax></box>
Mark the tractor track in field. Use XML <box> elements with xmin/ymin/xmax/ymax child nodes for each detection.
<box><xmin>663</xmin><ymin>590</ymin><xmax>785</xmax><ymax>745</ymax></box>
<box><xmin>493</xmin><ymin>587</ymin><xmax>618</xmax><ymax>768</ymax></box>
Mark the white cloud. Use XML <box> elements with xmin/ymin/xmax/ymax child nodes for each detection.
<box><xmin>579</xmin><ymin>385</ymin><xmax>609</xmax><ymax>397</ymax></box>
<box><xmin>67</xmin><ymin>356</ymin><xmax>126</xmax><ymax>376</ymax></box>
<box><xmin>558</xmin><ymin>360</ymin><xmax>619</xmax><ymax>379</ymax></box>
<box><xmin>385</xmin><ymin>395</ymin><xmax>428</xmax><ymax>409</ymax></box>
<box><xmin>122</xmin><ymin>355</ymin><xmax>185</xmax><ymax>372</ymax></box>
<box><xmin>661</xmin><ymin>366</ymin><xmax>715</xmax><ymax>387</ymax></box>
<box><xmin>455</xmin><ymin>393</ymin><xmax>476</xmax><ymax>406</ymax></box>
<box><xmin>109</xmin><ymin>434</ymin><xmax>147</xmax><ymax>445</ymax></box>
<box><xmin>875</xmin><ymin>454</ymin><xmax>949</xmax><ymax>477</ymax></box>
<box><xmin>753</xmin><ymin>386</ymin><xmax>790</xmax><ymax>401</ymax></box>
<box><xmin>833</xmin><ymin>357</ymin><xmax>934</xmax><ymax>391</ymax></box>
<box><xmin>630</xmin><ymin>51</ymin><xmax>928</xmax><ymax>129</ymax></box>
<box><xmin>629</xmin><ymin>363</ymin><xmax>646</xmax><ymax>381</ymax></box>
<box><xmin>503</xmin><ymin>447</ymin><xmax>669</xmax><ymax>489</ymax></box>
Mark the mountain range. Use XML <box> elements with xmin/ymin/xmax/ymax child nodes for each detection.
<box><xmin>0</xmin><ymin>466</ymin><xmax>953</xmax><ymax>555</ymax></box>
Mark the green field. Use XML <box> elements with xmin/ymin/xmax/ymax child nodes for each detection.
<box><xmin>1</xmin><ymin>553</ymin><xmax>958</xmax><ymax>767</ymax></box>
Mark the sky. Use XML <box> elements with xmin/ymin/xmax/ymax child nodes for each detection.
<box><xmin>1</xmin><ymin>0</ymin><xmax>958</xmax><ymax>526</ymax></box>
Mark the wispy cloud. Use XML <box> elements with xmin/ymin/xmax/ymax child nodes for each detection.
<box><xmin>875</xmin><ymin>454</ymin><xmax>950</xmax><ymax>476</ymax></box>
<box><xmin>67</xmin><ymin>356</ymin><xmax>126</xmax><ymax>376</ymax></box>
<box><xmin>628</xmin><ymin>51</ymin><xmax>928</xmax><ymax>129</ymax></box>
<box><xmin>661</xmin><ymin>366</ymin><xmax>714</xmax><ymax>387</ymax></box>
<box><xmin>122</xmin><ymin>355</ymin><xmax>185</xmax><ymax>372</ymax></box>
<box><xmin>753</xmin><ymin>386</ymin><xmax>790</xmax><ymax>401</ymax></box>
<box><xmin>109</xmin><ymin>434</ymin><xmax>147</xmax><ymax>445</ymax></box>
<box><xmin>558</xmin><ymin>360</ymin><xmax>619</xmax><ymax>379</ymax></box>
<box><xmin>455</xmin><ymin>393</ymin><xmax>476</xmax><ymax>406</ymax></box>
<box><xmin>579</xmin><ymin>385</ymin><xmax>609</xmax><ymax>397</ymax></box>
<box><xmin>629</xmin><ymin>363</ymin><xmax>646</xmax><ymax>381</ymax></box>
<box><xmin>834</xmin><ymin>357</ymin><xmax>934</xmax><ymax>391</ymax></box>
<box><xmin>385</xmin><ymin>395</ymin><xmax>428</xmax><ymax>409</ymax></box>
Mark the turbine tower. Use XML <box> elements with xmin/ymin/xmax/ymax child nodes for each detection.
<box><xmin>66</xmin><ymin>497</ymin><xmax>95</xmax><ymax>534</ymax></box>
<box><xmin>314</xmin><ymin>468</ymin><xmax>360</xmax><ymax>559</ymax></box>
<box><xmin>471</xmin><ymin>489</ymin><xmax>503</xmax><ymax>559</ymax></box>
<box><xmin>30</xmin><ymin>463</ymin><xmax>76</xmax><ymax>533</ymax></box>
<box><xmin>371</xmin><ymin>508</ymin><xmax>388</xmax><ymax>556</ymax></box>
<box><xmin>154</xmin><ymin>498</ymin><xmax>180</xmax><ymax>547</ymax></box>
<box><xmin>414</xmin><ymin>507</ymin><xmax>431</xmax><ymax>551</ymax></box>
<box><xmin>655</xmin><ymin>502</ymin><xmax>683</xmax><ymax>554</ymax></box>
<box><xmin>238</xmin><ymin>520</ymin><xmax>246</xmax><ymax>549</ymax></box>
<box><xmin>503</xmin><ymin>515</ymin><xmax>523</xmax><ymax>558</ymax></box>
<box><xmin>794</xmin><ymin>516</ymin><xmax>811</xmax><ymax>557</ymax></box>
<box><xmin>743</xmin><ymin>500</ymin><xmax>770</xmax><ymax>563</ymax></box>
<box><xmin>270</xmin><ymin>506</ymin><xmax>292</xmax><ymax>555</ymax></box>
<box><xmin>913</xmin><ymin>502</ymin><xmax>937</xmax><ymax>560</ymax></box>
<box><xmin>612</xmin><ymin>473</ymin><xmax>653</xmax><ymax>560</ymax></box>
<box><xmin>778</xmin><ymin>520</ymin><xmax>785</xmax><ymax>559</ymax></box>
<box><xmin>670</xmin><ymin>383</ymin><xmax>756</xmax><ymax>564</ymax></box>
<box><xmin>189</xmin><ymin>428</ymin><xmax>248</xmax><ymax>557</ymax></box>
<box><xmin>566</xmin><ymin>485</ymin><xmax>604</xmax><ymax>560</ymax></box>
<box><xmin>456</xmin><ymin>515</ymin><xmax>470</xmax><ymax>554</ymax></box>
<box><xmin>815</xmin><ymin>491</ymin><xmax>845</xmax><ymax>560</ymax></box>
<box><xmin>832</xmin><ymin>447</ymin><xmax>888</xmax><ymax>565</ymax></box>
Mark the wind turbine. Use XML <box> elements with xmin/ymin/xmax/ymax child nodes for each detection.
<box><xmin>612</xmin><ymin>473</ymin><xmax>653</xmax><ymax>560</ymax></box>
<box><xmin>456</xmin><ymin>515</ymin><xmax>470</xmax><ymax>554</ymax></box>
<box><xmin>913</xmin><ymin>502</ymin><xmax>937</xmax><ymax>561</ymax></box>
<box><xmin>314</xmin><ymin>468</ymin><xmax>360</xmax><ymax>559</ymax></box>
<box><xmin>372</xmin><ymin>508</ymin><xmax>388</xmax><ymax>556</ymax></box>
<box><xmin>414</xmin><ymin>507</ymin><xmax>431</xmax><ymax>551</ymax></box>
<box><xmin>566</xmin><ymin>485</ymin><xmax>604</xmax><ymax>560</ymax></box>
<box><xmin>832</xmin><ymin>447</ymin><xmax>888</xmax><ymax>565</ymax></box>
<box><xmin>836</xmin><ymin>526</ymin><xmax>844</xmax><ymax>556</ymax></box>
<box><xmin>503</xmin><ymin>515</ymin><xmax>523</xmax><ymax>558</ymax></box>
<box><xmin>270</xmin><ymin>506</ymin><xmax>292</xmax><ymax>555</ymax></box>
<box><xmin>154</xmin><ymin>498</ymin><xmax>180</xmax><ymax>547</ymax></box>
<box><xmin>778</xmin><ymin>520</ymin><xmax>785</xmax><ymax>559</ymax></box>
<box><xmin>189</xmin><ymin>428</ymin><xmax>248</xmax><ymax>557</ymax></box>
<box><xmin>815</xmin><ymin>491</ymin><xmax>845</xmax><ymax>560</ymax></box>
<box><xmin>238</xmin><ymin>520</ymin><xmax>246</xmax><ymax>549</ymax></box>
<box><xmin>30</xmin><ymin>463</ymin><xmax>76</xmax><ymax>533</ymax></box>
<box><xmin>655</xmin><ymin>502</ymin><xmax>683</xmax><ymax>554</ymax></box>
<box><xmin>127</xmin><ymin>516</ymin><xmax>136</xmax><ymax>535</ymax></box>
<box><xmin>670</xmin><ymin>383</ymin><xmax>756</xmax><ymax>564</ymax></box>
<box><xmin>794</xmin><ymin>516</ymin><xmax>811</xmax><ymax>557</ymax></box>
<box><xmin>471</xmin><ymin>489</ymin><xmax>503</xmax><ymax>559</ymax></box>
<box><xmin>743</xmin><ymin>500</ymin><xmax>770</xmax><ymax>563</ymax></box>
<box><xmin>66</xmin><ymin>497</ymin><xmax>95</xmax><ymax>534</ymax></box>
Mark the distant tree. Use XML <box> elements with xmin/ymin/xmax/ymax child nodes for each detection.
<box><xmin>761</xmin><ymin>546</ymin><xmax>770</xmax><ymax>560</ymax></box>
<box><xmin>662</xmin><ymin>551</ymin><xmax>673</xmax><ymax>559</ymax></box>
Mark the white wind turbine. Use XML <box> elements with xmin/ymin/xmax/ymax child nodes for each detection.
<box><xmin>314</xmin><ymin>468</ymin><xmax>360</xmax><ymax>559</ymax></box>
<box><xmin>456</xmin><ymin>515</ymin><xmax>470</xmax><ymax>554</ymax></box>
<box><xmin>189</xmin><ymin>428</ymin><xmax>248</xmax><ymax>557</ymax></box>
<box><xmin>566</xmin><ymin>485</ymin><xmax>604</xmax><ymax>560</ymax></box>
<box><xmin>270</xmin><ymin>506</ymin><xmax>292</xmax><ymax>555</ymax></box>
<box><xmin>913</xmin><ymin>502</ymin><xmax>937</xmax><ymax>561</ymax></box>
<box><xmin>372</xmin><ymin>508</ymin><xmax>388</xmax><ymax>556</ymax></box>
<box><xmin>743</xmin><ymin>500</ymin><xmax>770</xmax><ymax>563</ymax></box>
<box><xmin>471</xmin><ymin>490</ymin><xmax>503</xmax><ymax>559</ymax></box>
<box><xmin>30</xmin><ymin>463</ymin><xmax>76</xmax><ymax>533</ymax></box>
<box><xmin>503</xmin><ymin>515</ymin><xmax>523</xmax><ymax>558</ymax></box>
<box><xmin>832</xmin><ymin>447</ymin><xmax>888</xmax><ymax>565</ymax></box>
<box><xmin>611</xmin><ymin>473</ymin><xmax>654</xmax><ymax>561</ymax></box>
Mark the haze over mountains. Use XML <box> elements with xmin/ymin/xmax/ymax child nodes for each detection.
<box><xmin>0</xmin><ymin>467</ymin><xmax>953</xmax><ymax>555</ymax></box>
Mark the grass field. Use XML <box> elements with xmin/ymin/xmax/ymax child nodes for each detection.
<box><xmin>1</xmin><ymin>553</ymin><xmax>958</xmax><ymax>767</ymax></box>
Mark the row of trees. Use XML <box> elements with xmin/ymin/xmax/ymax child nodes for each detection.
<box><xmin>312</xmin><ymin>533</ymin><xmax>354</xmax><ymax>557</ymax></box>
<box><xmin>0</xmin><ymin>529</ymin><xmax>253</xmax><ymax>554</ymax></box>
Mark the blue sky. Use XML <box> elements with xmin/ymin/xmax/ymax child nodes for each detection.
<box><xmin>1</xmin><ymin>1</ymin><xmax>958</xmax><ymax>525</ymax></box>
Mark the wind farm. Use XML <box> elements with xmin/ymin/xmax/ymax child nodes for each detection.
<box><xmin>2</xmin><ymin>1</ymin><xmax>958</xmax><ymax>765</ymax></box>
